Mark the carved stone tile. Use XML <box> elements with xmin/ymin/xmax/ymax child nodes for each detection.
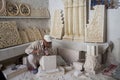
<box><xmin>0</xmin><ymin>21</ymin><xmax>22</xmax><ymax>49</ymax></box>
<box><xmin>85</xmin><ymin>5</ymin><xmax>105</xmax><ymax>42</ymax></box>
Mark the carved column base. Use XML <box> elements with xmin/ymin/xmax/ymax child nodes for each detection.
<box><xmin>63</xmin><ymin>35</ymin><xmax>73</xmax><ymax>40</ymax></box>
<box><xmin>74</xmin><ymin>35</ymin><xmax>84</xmax><ymax>42</ymax></box>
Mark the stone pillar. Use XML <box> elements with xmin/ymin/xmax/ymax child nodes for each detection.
<box><xmin>78</xmin><ymin>0</ymin><xmax>86</xmax><ymax>41</ymax></box>
<box><xmin>73</xmin><ymin>0</ymin><xmax>79</xmax><ymax>40</ymax></box>
<box><xmin>63</xmin><ymin>0</ymin><xmax>69</xmax><ymax>39</ymax></box>
<box><xmin>67</xmin><ymin>0</ymin><xmax>73</xmax><ymax>39</ymax></box>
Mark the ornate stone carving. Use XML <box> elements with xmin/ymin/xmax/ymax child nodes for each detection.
<box><xmin>19</xmin><ymin>29</ymin><xmax>29</xmax><ymax>43</ymax></box>
<box><xmin>84</xmin><ymin>45</ymin><xmax>101</xmax><ymax>74</ymax></box>
<box><xmin>6</xmin><ymin>2</ymin><xmax>19</xmax><ymax>16</ymax></box>
<box><xmin>32</xmin><ymin>27</ymin><xmax>42</xmax><ymax>40</ymax></box>
<box><xmin>0</xmin><ymin>0</ymin><xmax>6</xmax><ymax>16</ymax></box>
<box><xmin>50</xmin><ymin>10</ymin><xmax>64</xmax><ymax>39</ymax></box>
<box><xmin>85</xmin><ymin>5</ymin><xmax>105</xmax><ymax>42</ymax></box>
<box><xmin>19</xmin><ymin>4</ymin><xmax>31</xmax><ymax>16</ymax></box>
<box><xmin>25</xmin><ymin>27</ymin><xmax>36</xmax><ymax>42</ymax></box>
<box><xmin>0</xmin><ymin>21</ymin><xmax>22</xmax><ymax>49</ymax></box>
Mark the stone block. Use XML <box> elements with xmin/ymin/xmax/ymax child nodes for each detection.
<box><xmin>40</xmin><ymin>55</ymin><xmax>57</xmax><ymax>71</ymax></box>
<box><xmin>73</xmin><ymin>62</ymin><xmax>83</xmax><ymax>70</ymax></box>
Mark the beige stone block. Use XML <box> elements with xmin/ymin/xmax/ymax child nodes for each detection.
<box><xmin>85</xmin><ymin>5</ymin><xmax>105</xmax><ymax>42</ymax></box>
<box><xmin>40</xmin><ymin>55</ymin><xmax>57</xmax><ymax>71</ymax></box>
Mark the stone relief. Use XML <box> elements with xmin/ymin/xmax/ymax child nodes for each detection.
<box><xmin>6</xmin><ymin>2</ymin><xmax>19</xmax><ymax>16</ymax></box>
<box><xmin>0</xmin><ymin>0</ymin><xmax>6</xmax><ymax>16</ymax></box>
<box><xmin>85</xmin><ymin>5</ymin><xmax>105</xmax><ymax>42</ymax></box>
<box><xmin>84</xmin><ymin>45</ymin><xmax>101</xmax><ymax>74</ymax></box>
<box><xmin>50</xmin><ymin>9</ymin><xmax>64</xmax><ymax>39</ymax></box>
<box><xmin>19</xmin><ymin>3</ymin><xmax>31</xmax><ymax>16</ymax></box>
<box><xmin>0</xmin><ymin>21</ymin><xmax>22</xmax><ymax>49</ymax></box>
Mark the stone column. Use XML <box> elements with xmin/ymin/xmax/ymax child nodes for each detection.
<box><xmin>67</xmin><ymin>0</ymin><xmax>73</xmax><ymax>39</ymax></box>
<box><xmin>73</xmin><ymin>0</ymin><xmax>79</xmax><ymax>40</ymax></box>
<box><xmin>78</xmin><ymin>0</ymin><xmax>86</xmax><ymax>42</ymax></box>
<box><xmin>63</xmin><ymin>0</ymin><xmax>69</xmax><ymax>39</ymax></box>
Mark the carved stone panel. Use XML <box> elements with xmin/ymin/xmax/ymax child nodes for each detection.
<box><xmin>0</xmin><ymin>21</ymin><xmax>22</xmax><ymax>49</ymax></box>
<box><xmin>50</xmin><ymin>10</ymin><xmax>64</xmax><ymax>39</ymax></box>
<box><xmin>85</xmin><ymin>5</ymin><xmax>105</xmax><ymax>42</ymax></box>
<box><xmin>0</xmin><ymin>0</ymin><xmax>6</xmax><ymax>16</ymax></box>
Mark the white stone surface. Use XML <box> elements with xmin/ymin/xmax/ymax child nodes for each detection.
<box><xmin>40</xmin><ymin>55</ymin><xmax>57</xmax><ymax>71</ymax></box>
<box><xmin>73</xmin><ymin>62</ymin><xmax>83</xmax><ymax>70</ymax></box>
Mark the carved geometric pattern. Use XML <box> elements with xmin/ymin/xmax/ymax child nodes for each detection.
<box><xmin>50</xmin><ymin>9</ymin><xmax>64</xmax><ymax>39</ymax></box>
<box><xmin>0</xmin><ymin>21</ymin><xmax>22</xmax><ymax>49</ymax></box>
<box><xmin>85</xmin><ymin>5</ymin><xmax>105</xmax><ymax>42</ymax></box>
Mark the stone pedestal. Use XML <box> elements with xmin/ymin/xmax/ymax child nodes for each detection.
<box><xmin>84</xmin><ymin>45</ymin><xmax>101</xmax><ymax>74</ymax></box>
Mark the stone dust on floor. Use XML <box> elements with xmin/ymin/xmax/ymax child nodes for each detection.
<box><xmin>9</xmin><ymin>70</ymin><xmax>116</xmax><ymax>80</ymax></box>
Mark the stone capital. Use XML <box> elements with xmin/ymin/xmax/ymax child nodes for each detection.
<box><xmin>68</xmin><ymin>0</ymin><xmax>73</xmax><ymax>7</ymax></box>
<box><xmin>73</xmin><ymin>0</ymin><xmax>79</xmax><ymax>7</ymax></box>
<box><xmin>79</xmin><ymin>0</ymin><xmax>86</xmax><ymax>6</ymax></box>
